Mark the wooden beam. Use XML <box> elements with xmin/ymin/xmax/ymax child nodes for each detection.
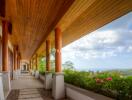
<box><xmin>0</xmin><ymin>0</ymin><xmax>5</xmax><ymax>17</ymax></box>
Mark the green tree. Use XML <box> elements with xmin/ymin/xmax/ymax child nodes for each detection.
<box><xmin>50</xmin><ymin>48</ymin><xmax>55</xmax><ymax>72</ymax></box>
<box><xmin>38</xmin><ymin>57</ymin><xmax>46</xmax><ymax>74</ymax></box>
<box><xmin>63</xmin><ymin>61</ymin><xmax>75</xmax><ymax>70</ymax></box>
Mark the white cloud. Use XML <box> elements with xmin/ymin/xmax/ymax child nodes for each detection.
<box><xmin>127</xmin><ymin>46</ymin><xmax>132</xmax><ymax>52</ymax></box>
<box><xmin>63</xmin><ymin>30</ymin><xmax>118</xmax><ymax>57</ymax></box>
<box><xmin>116</xmin><ymin>46</ymin><xmax>125</xmax><ymax>53</ymax></box>
<box><xmin>62</xmin><ymin>28</ymin><xmax>132</xmax><ymax>61</ymax></box>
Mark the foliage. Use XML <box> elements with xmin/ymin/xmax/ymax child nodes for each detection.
<box><xmin>120</xmin><ymin>69</ymin><xmax>132</xmax><ymax>76</ymax></box>
<box><xmin>50</xmin><ymin>48</ymin><xmax>55</xmax><ymax>72</ymax></box>
<box><xmin>63</xmin><ymin>61</ymin><xmax>75</xmax><ymax>70</ymax></box>
<box><xmin>64</xmin><ymin>69</ymin><xmax>132</xmax><ymax>100</ymax></box>
<box><xmin>38</xmin><ymin>57</ymin><xmax>46</xmax><ymax>74</ymax></box>
<box><xmin>38</xmin><ymin>48</ymin><xmax>56</xmax><ymax>74</ymax></box>
<box><xmin>51</xmin><ymin>48</ymin><xmax>55</xmax><ymax>59</ymax></box>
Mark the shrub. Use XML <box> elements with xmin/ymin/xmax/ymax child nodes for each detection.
<box><xmin>64</xmin><ymin>69</ymin><xmax>132</xmax><ymax>100</ymax></box>
<box><xmin>38</xmin><ymin>57</ymin><xmax>45</xmax><ymax>74</ymax></box>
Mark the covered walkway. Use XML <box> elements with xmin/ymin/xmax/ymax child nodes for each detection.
<box><xmin>0</xmin><ymin>0</ymin><xmax>132</xmax><ymax>100</ymax></box>
<box><xmin>7</xmin><ymin>73</ymin><xmax>68</xmax><ymax>100</ymax></box>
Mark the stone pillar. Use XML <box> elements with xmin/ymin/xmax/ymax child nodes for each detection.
<box><xmin>2</xmin><ymin>21</ymin><xmax>8</xmax><ymax>72</ymax></box>
<box><xmin>17</xmin><ymin>53</ymin><xmax>21</xmax><ymax>75</ymax></box>
<box><xmin>30</xmin><ymin>60</ymin><xmax>31</xmax><ymax>70</ymax></box>
<box><xmin>46</xmin><ymin>40</ymin><xmax>51</xmax><ymax>71</ymax></box>
<box><xmin>29</xmin><ymin>60</ymin><xmax>32</xmax><ymax>73</ymax></box>
<box><xmin>55</xmin><ymin>28</ymin><xmax>62</xmax><ymax>72</ymax></box>
<box><xmin>35</xmin><ymin>54</ymin><xmax>39</xmax><ymax>78</ymax></box>
<box><xmin>44</xmin><ymin>40</ymin><xmax>52</xmax><ymax>90</ymax></box>
<box><xmin>31</xmin><ymin>58</ymin><xmax>35</xmax><ymax>76</ymax></box>
<box><xmin>0</xmin><ymin>20</ymin><xmax>11</xmax><ymax>99</ymax></box>
<box><xmin>35</xmin><ymin>54</ymin><xmax>38</xmax><ymax>70</ymax></box>
<box><xmin>30</xmin><ymin>59</ymin><xmax>33</xmax><ymax>75</ymax></box>
<box><xmin>13</xmin><ymin>46</ymin><xmax>18</xmax><ymax>79</ymax></box>
<box><xmin>19</xmin><ymin>57</ymin><xmax>21</xmax><ymax>73</ymax></box>
<box><xmin>52</xmin><ymin>27</ymin><xmax>65</xmax><ymax>100</ymax></box>
<box><xmin>0</xmin><ymin>73</ymin><xmax>4</xmax><ymax>100</ymax></box>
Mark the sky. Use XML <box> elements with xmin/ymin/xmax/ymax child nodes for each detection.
<box><xmin>62</xmin><ymin>12</ymin><xmax>132</xmax><ymax>71</ymax></box>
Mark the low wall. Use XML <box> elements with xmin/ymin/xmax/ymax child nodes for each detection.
<box><xmin>65</xmin><ymin>84</ymin><xmax>114</xmax><ymax>100</ymax></box>
<box><xmin>39</xmin><ymin>74</ymin><xmax>45</xmax><ymax>82</ymax></box>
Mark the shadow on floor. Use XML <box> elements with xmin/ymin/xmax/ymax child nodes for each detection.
<box><xmin>6</xmin><ymin>89</ymin><xmax>19</xmax><ymax>100</ymax></box>
<box><xmin>7</xmin><ymin>88</ymin><xmax>69</xmax><ymax>100</ymax></box>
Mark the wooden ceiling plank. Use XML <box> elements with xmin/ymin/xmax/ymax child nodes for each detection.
<box><xmin>57</xmin><ymin>0</ymin><xmax>96</xmax><ymax>32</ymax></box>
<box><xmin>30</xmin><ymin>0</ymin><xmax>74</xmax><ymax>59</ymax></box>
<box><xmin>62</xmin><ymin>0</ymin><xmax>132</xmax><ymax>46</ymax></box>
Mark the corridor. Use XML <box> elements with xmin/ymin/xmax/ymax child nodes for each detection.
<box><xmin>6</xmin><ymin>73</ymin><xmax>68</xmax><ymax>100</ymax></box>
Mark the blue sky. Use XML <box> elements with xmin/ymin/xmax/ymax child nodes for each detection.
<box><xmin>62</xmin><ymin>12</ymin><xmax>132</xmax><ymax>71</ymax></box>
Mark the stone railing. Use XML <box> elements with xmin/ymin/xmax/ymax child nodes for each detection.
<box><xmin>65</xmin><ymin>84</ymin><xmax>114</xmax><ymax>100</ymax></box>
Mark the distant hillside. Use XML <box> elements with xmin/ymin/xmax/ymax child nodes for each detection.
<box><xmin>120</xmin><ymin>69</ymin><xmax>132</xmax><ymax>76</ymax></box>
<box><xmin>108</xmin><ymin>69</ymin><xmax>132</xmax><ymax>76</ymax></box>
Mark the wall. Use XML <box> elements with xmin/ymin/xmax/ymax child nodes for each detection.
<box><xmin>0</xmin><ymin>37</ymin><xmax>2</xmax><ymax>71</ymax></box>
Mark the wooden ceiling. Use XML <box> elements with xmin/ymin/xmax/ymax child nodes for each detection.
<box><xmin>1</xmin><ymin>0</ymin><xmax>132</xmax><ymax>60</ymax></box>
<box><xmin>36</xmin><ymin>31</ymin><xmax>55</xmax><ymax>58</ymax></box>
<box><xmin>5</xmin><ymin>0</ymin><xmax>74</xmax><ymax>59</ymax></box>
<box><xmin>37</xmin><ymin>0</ymin><xmax>132</xmax><ymax>58</ymax></box>
<box><xmin>58</xmin><ymin>0</ymin><xmax>132</xmax><ymax>46</ymax></box>
<box><xmin>0</xmin><ymin>0</ymin><xmax>5</xmax><ymax>17</ymax></box>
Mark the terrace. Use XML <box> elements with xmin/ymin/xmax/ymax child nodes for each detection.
<box><xmin>0</xmin><ymin>0</ymin><xmax>132</xmax><ymax>100</ymax></box>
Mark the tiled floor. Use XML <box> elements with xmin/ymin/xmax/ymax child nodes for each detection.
<box><xmin>7</xmin><ymin>73</ymin><xmax>69</xmax><ymax>100</ymax></box>
<box><xmin>11</xmin><ymin>73</ymin><xmax>44</xmax><ymax>90</ymax></box>
<box><xmin>18</xmin><ymin>88</ymin><xmax>44</xmax><ymax>100</ymax></box>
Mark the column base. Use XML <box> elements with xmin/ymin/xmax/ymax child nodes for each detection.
<box><xmin>13</xmin><ymin>71</ymin><xmax>18</xmax><ymax>80</ymax></box>
<box><xmin>29</xmin><ymin>69</ymin><xmax>32</xmax><ymax>74</ymax></box>
<box><xmin>31</xmin><ymin>70</ymin><xmax>35</xmax><ymax>76</ymax></box>
<box><xmin>35</xmin><ymin>71</ymin><xmax>39</xmax><ymax>78</ymax></box>
<box><xmin>0</xmin><ymin>72</ymin><xmax>11</xmax><ymax>99</ymax></box>
<box><xmin>44</xmin><ymin>72</ymin><xmax>52</xmax><ymax>90</ymax></box>
<box><xmin>52</xmin><ymin>72</ymin><xmax>65</xmax><ymax>100</ymax></box>
<box><xmin>17</xmin><ymin>70</ymin><xmax>21</xmax><ymax>76</ymax></box>
<box><xmin>0</xmin><ymin>73</ymin><xmax>5</xmax><ymax>100</ymax></box>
